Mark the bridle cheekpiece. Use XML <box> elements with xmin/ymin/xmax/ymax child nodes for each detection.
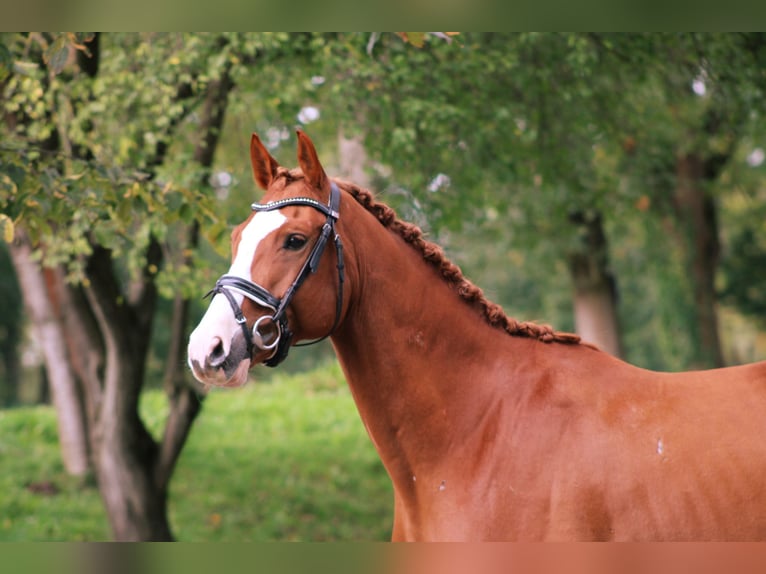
<box><xmin>205</xmin><ymin>182</ymin><xmax>345</xmax><ymax>367</ymax></box>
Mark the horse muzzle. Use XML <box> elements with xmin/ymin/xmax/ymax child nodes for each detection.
<box><xmin>188</xmin><ymin>330</ymin><xmax>252</xmax><ymax>388</ymax></box>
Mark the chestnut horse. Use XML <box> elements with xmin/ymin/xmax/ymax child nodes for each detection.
<box><xmin>188</xmin><ymin>130</ymin><xmax>766</xmax><ymax>541</ymax></box>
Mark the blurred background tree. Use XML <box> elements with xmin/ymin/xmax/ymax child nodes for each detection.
<box><xmin>2</xmin><ymin>32</ymin><xmax>766</xmax><ymax>540</ymax></box>
<box><xmin>295</xmin><ymin>32</ymin><xmax>766</xmax><ymax>368</ymax></box>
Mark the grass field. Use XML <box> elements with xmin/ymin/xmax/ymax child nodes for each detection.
<box><xmin>0</xmin><ymin>361</ymin><xmax>394</xmax><ymax>541</ymax></box>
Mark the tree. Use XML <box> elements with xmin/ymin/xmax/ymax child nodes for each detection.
<box><xmin>298</xmin><ymin>33</ymin><xmax>766</xmax><ymax>367</ymax></box>
<box><xmin>598</xmin><ymin>33</ymin><xmax>766</xmax><ymax>368</ymax></box>
<box><xmin>0</xmin><ymin>32</ymin><xmax>234</xmax><ymax>540</ymax></box>
<box><xmin>1</xmin><ymin>30</ymin><xmax>361</xmax><ymax>541</ymax></box>
<box><xmin>302</xmin><ymin>33</ymin><xmax>627</xmax><ymax>354</ymax></box>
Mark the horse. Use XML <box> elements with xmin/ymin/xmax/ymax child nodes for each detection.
<box><xmin>188</xmin><ymin>130</ymin><xmax>766</xmax><ymax>541</ymax></box>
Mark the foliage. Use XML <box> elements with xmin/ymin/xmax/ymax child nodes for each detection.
<box><xmin>4</xmin><ymin>32</ymin><xmax>763</xmax><ymax>373</ymax></box>
<box><xmin>0</xmin><ymin>33</ymin><xmax>321</xmax><ymax>288</ymax></box>
<box><xmin>0</xmin><ymin>362</ymin><xmax>391</xmax><ymax>541</ymax></box>
<box><xmin>1</xmin><ymin>32</ymin><xmax>765</xmax><ymax>357</ymax></box>
<box><xmin>299</xmin><ymin>32</ymin><xmax>766</xmax><ymax>367</ymax></box>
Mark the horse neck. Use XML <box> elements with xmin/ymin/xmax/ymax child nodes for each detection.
<box><xmin>330</xmin><ymin>195</ymin><xmax>528</xmax><ymax>477</ymax></box>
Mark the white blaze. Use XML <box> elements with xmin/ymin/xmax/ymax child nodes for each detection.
<box><xmin>188</xmin><ymin>210</ymin><xmax>286</xmax><ymax>368</ymax></box>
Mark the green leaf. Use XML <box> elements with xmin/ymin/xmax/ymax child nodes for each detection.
<box><xmin>44</xmin><ymin>36</ymin><xmax>70</xmax><ymax>75</ymax></box>
<box><xmin>0</xmin><ymin>172</ymin><xmax>19</xmax><ymax>195</ymax></box>
<box><xmin>0</xmin><ymin>214</ymin><xmax>15</xmax><ymax>243</ymax></box>
<box><xmin>398</xmin><ymin>33</ymin><xmax>426</xmax><ymax>48</ymax></box>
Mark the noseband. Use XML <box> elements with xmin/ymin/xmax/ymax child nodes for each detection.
<box><xmin>204</xmin><ymin>182</ymin><xmax>345</xmax><ymax>367</ymax></box>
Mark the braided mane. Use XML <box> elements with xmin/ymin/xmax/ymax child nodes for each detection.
<box><xmin>334</xmin><ymin>179</ymin><xmax>585</xmax><ymax>347</ymax></box>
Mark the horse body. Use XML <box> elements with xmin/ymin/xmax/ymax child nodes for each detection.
<box><xmin>188</xmin><ymin>130</ymin><xmax>766</xmax><ymax>541</ymax></box>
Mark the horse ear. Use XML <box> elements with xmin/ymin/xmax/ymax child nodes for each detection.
<box><xmin>250</xmin><ymin>133</ymin><xmax>280</xmax><ymax>190</ymax></box>
<box><xmin>296</xmin><ymin>129</ymin><xmax>328</xmax><ymax>192</ymax></box>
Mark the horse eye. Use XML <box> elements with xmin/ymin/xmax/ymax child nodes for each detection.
<box><xmin>284</xmin><ymin>234</ymin><xmax>308</xmax><ymax>251</ymax></box>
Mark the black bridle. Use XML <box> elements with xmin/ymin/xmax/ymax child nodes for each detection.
<box><xmin>204</xmin><ymin>182</ymin><xmax>345</xmax><ymax>367</ymax></box>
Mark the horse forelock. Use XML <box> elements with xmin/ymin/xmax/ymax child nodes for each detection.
<box><xmin>336</xmin><ymin>180</ymin><xmax>587</xmax><ymax>348</ymax></box>
<box><xmin>271</xmin><ymin>167</ymin><xmax>302</xmax><ymax>189</ymax></box>
<box><xmin>264</xmin><ymin>168</ymin><xmax>329</xmax><ymax>199</ymax></box>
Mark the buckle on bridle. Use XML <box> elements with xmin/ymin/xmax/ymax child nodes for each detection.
<box><xmin>252</xmin><ymin>315</ymin><xmax>281</xmax><ymax>351</ymax></box>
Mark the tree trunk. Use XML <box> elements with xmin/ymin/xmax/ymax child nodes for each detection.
<box><xmin>83</xmin><ymin>243</ymin><xmax>175</xmax><ymax>540</ymax></box>
<box><xmin>8</xmin><ymin>231</ymin><xmax>91</xmax><ymax>476</ymax></box>
<box><xmin>45</xmin><ymin>266</ymin><xmax>104</xmax><ymax>447</ymax></box>
<box><xmin>337</xmin><ymin>130</ymin><xmax>371</xmax><ymax>187</ymax></box>
<box><xmin>83</xmin><ymin>62</ymin><xmax>232</xmax><ymax>540</ymax></box>
<box><xmin>673</xmin><ymin>153</ymin><xmax>724</xmax><ymax>368</ymax></box>
<box><xmin>567</xmin><ymin>211</ymin><xmax>624</xmax><ymax>358</ymax></box>
<box><xmin>158</xmin><ymin>225</ymin><xmax>204</xmax><ymax>489</ymax></box>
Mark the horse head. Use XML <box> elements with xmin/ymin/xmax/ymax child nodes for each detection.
<box><xmin>187</xmin><ymin>130</ymin><xmax>346</xmax><ymax>387</ymax></box>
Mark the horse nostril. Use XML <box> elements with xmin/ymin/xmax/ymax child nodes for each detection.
<box><xmin>208</xmin><ymin>337</ymin><xmax>227</xmax><ymax>368</ymax></box>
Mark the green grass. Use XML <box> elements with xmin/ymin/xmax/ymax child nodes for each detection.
<box><xmin>0</xmin><ymin>361</ymin><xmax>393</xmax><ymax>541</ymax></box>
